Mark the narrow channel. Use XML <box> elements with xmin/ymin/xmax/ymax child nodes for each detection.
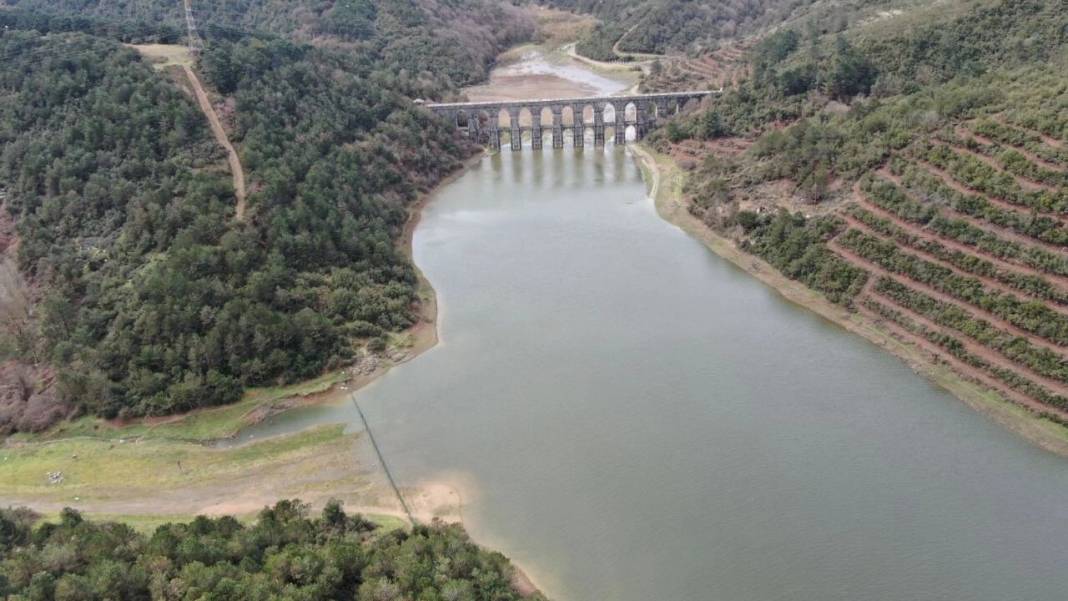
<box><xmin>235</xmin><ymin>48</ymin><xmax>1068</xmax><ymax>601</ymax></box>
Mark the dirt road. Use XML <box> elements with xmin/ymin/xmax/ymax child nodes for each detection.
<box><xmin>183</xmin><ymin>65</ymin><xmax>247</xmax><ymax>220</ymax></box>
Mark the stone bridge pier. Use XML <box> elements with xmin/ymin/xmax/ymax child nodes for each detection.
<box><xmin>552</xmin><ymin>106</ymin><xmax>564</xmax><ymax>149</ymax></box>
<box><xmin>426</xmin><ymin>91</ymin><xmax>713</xmax><ymax>151</ymax></box>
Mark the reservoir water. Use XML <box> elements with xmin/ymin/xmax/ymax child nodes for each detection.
<box><xmin>237</xmin><ymin>50</ymin><xmax>1068</xmax><ymax>600</ymax></box>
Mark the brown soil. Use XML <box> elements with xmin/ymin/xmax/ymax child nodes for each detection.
<box><xmin>841</xmin><ymin>212</ymin><xmax>1068</xmax><ymax>314</ymax></box>
<box><xmin>878</xmin><ymin>168</ymin><xmax>1068</xmax><ymax>257</ymax></box>
<box><xmin>997</xmin><ymin>117</ymin><xmax>1067</xmax><ymax>150</ymax></box>
<box><xmin>827</xmin><ymin>239</ymin><xmax>1067</xmax><ymax>354</ymax></box>
<box><xmin>965</xmin><ymin>128</ymin><xmax>996</xmax><ymax>146</ymax></box>
<box><xmin>915</xmin><ymin>161</ymin><xmax>1068</xmax><ymax>227</ymax></box>
<box><xmin>182</xmin><ymin>65</ymin><xmax>248</xmax><ymax>220</ymax></box>
<box><xmin>854</xmin><ymin>186</ymin><xmax>1068</xmax><ymax>290</ymax></box>
<box><xmin>854</xmin><ymin>298</ymin><xmax>1068</xmax><ymax>421</ymax></box>
<box><xmin>512</xmin><ymin>567</ymin><xmax>540</xmax><ymax>598</ymax></box>
<box><xmin>945</xmin><ymin>142</ymin><xmax>1054</xmax><ymax>193</ymax></box>
<box><xmin>1040</xmin><ymin>133</ymin><xmax>1065</xmax><ymax>149</ymax></box>
<box><xmin>867</xmin><ymin>289</ymin><xmax>1068</xmax><ymax>394</ymax></box>
<box><xmin>636</xmin><ymin>144</ymin><xmax>1068</xmax><ymax>456</ymax></box>
<box><xmin>959</xmin><ymin>126</ymin><xmax>1066</xmax><ymax>174</ymax></box>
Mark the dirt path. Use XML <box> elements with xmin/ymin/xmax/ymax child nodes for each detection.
<box><xmin>854</xmin><ymin>189</ymin><xmax>1068</xmax><ymax>289</ymax></box>
<box><xmin>957</xmin><ymin>126</ymin><xmax>1066</xmax><ymax>174</ymax></box>
<box><xmin>878</xmin><ymin>168</ymin><xmax>1068</xmax><ymax>256</ymax></box>
<box><xmin>565</xmin><ymin>42</ymin><xmax>650</xmax><ymax>72</ymax></box>
<box><xmin>855</xmin><ymin>298</ymin><xmax>1068</xmax><ymax>421</ymax></box>
<box><xmin>841</xmin><ymin>213</ymin><xmax>1068</xmax><ymax>313</ymax></box>
<box><xmin>916</xmin><ymin>161</ymin><xmax>1068</xmax><ymax>226</ymax></box>
<box><xmin>866</xmin><ymin>289</ymin><xmax>1068</xmax><ymax>393</ymax></box>
<box><xmin>828</xmin><ymin>239</ymin><xmax>1067</xmax><ymax>354</ymax></box>
<box><xmin>183</xmin><ymin>65</ymin><xmax>247</xmax><ymax>220</ymax></box>
<box><xmin>944</xmin><ymin>142</ymin><xmax>1054</xmax><ymax>193</ymax></box>
<box><xmin>997</xmin><ymin>115</ymin><xmax>1066</xmax><ymax>150</ymax></box>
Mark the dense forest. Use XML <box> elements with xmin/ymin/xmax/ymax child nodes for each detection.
<box><xmin>0</xmin><ymin>501</ymin><xmax>544</xmax><ymax>600</ymax></box>
<box><xmin>0</xmin><ymin>1</ymin><xmax>534</xmax><ymax>430</ymax></box>
<box><xmin>0</xmin><ymin>0</ymin><xmax>534</xmax><ymax>87</ymax></box>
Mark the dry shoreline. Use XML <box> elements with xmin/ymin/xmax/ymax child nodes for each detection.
<box><xmin>629</xmin><ymin>143</ymin><xmax>1068</xmax><ymax>458</ymax></box>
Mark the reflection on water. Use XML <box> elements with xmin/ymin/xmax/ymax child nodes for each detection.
<box><xmin>239</xmin><ymin>145</ymin><xmax>1068</xmax><ymax>601</ymax></box>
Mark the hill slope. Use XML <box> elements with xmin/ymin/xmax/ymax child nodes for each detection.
<box><xmin>644</xmin><ymin>0</ymin><xmax>1068</xmax><ymax>429</ymax></box>
<box><xmin>0</xmin><ymin>2</ymin><xmax>533</xmax><ymax>429</ymax></box>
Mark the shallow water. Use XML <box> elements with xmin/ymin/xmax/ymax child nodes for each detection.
<box><xmin>235</xmin><ymin>53</ymin><xmax>1068</xmax><ymax>601</ymax></box>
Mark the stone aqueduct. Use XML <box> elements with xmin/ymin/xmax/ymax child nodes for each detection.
<box><xmin>426</xmin><ymin>91</ymin><xmax>713</xmax><ymax>150</ymax></box>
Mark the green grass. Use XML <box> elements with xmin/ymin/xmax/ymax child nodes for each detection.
<box><xmin>12</xmin><ymin>371</ymin><xmax>349</xmax><ymax>445</ymax></box>
<box><xmin>1</xmin><ymin>421</ymin><xmax>414</xmax><ymax>535</ymax></box>
<box><xmin>366</xmin><ymin>513</ymin><xmax>409</xmax><ymax>532</ymax></box>
<box><xmin>0</xmin><ymin>424</ymin><xmax>350</xmax><ymax>499</ymax></box>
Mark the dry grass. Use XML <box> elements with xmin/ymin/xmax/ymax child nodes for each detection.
<box><xmin>125</xmin><ymin>44</ymin><xmax>195</xmax><ymax>70</ymax></box>
<box><xmin>0</xmin><ymin>424</ymin><xmax>414</xmax><ymax>525</ymax></box>
<box><xmin>528</xmin><ymin>5</ymin><xmax>597</xmax><ymax>48</ymax></box>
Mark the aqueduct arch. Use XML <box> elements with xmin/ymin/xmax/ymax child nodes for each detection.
<box><xmin>427</xmin><ymin>91</ymin><xmax>713</xmax><ymax>150</ymax></box>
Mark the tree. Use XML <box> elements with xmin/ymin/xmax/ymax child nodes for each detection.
<box><xmin>824</xmin><ymin>35</ymin><xmax>876</xmax><ymax>100</ymax></box>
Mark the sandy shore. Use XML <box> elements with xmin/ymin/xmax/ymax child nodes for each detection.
<box><xmin>629</xmin><ymin>143</ymin><xmax>1068</xmax><ymax>458</ymax></box>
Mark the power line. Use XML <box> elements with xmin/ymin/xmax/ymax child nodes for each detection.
<box><xmin>349</xmin><ymin>393</ymin><xmax>416</xmax><ymax>526</ymax></box>
<box><xmin>181</xmin><ymin>0</ymin><xmax>203</xmax><ymax>51</ymax></box>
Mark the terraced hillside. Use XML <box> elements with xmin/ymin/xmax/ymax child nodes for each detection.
<box><xmin>638</xmin><ymin>42</ymin><xmax>751</xmax><ymax>93</ymax></box>
<box><xmin>837</xmin><ymin>105</ymin><xmax>1068</xmax><ymax>420</ymax></box>
<box><xmin>645</xmin><ymin>0</ymin><xmax>1068</xmax><ymax>429</ymax></box>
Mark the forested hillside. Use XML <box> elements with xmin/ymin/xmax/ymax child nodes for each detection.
<box><xmin>0</xmin><ymin>0</ymin><xmax>534</xmax><ymax>87</ymax></box>
<box><xmin>0</xmin><ymin>1</ymin><xmax>533</xmax><ymax>430</ymax></box>
<box><xmin>535</xmin><ymin>0</ymin><xmax>923</xmax><ymax>57</ymax></box>
<box><xmin>0</xmin><ymin>501</ymin><xmax>545</xmax><ymax>600</ymax></box>
<box><xmin>644</xmin><ymin>0</ymin><xmax>1068</xmax><ymax>423</ymax></box>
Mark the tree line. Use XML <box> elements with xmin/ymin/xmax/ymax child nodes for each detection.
<box><xmin>0</xmin><ymin>501</ymin><xmax>545</xmax><ymax>600</ymax></box>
